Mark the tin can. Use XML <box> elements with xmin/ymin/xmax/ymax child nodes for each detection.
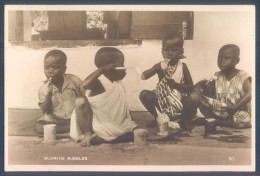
<box><xmin>204</xmin><ymin>118</ymin><xmax>217</xmax><ymax>137</ymax></box>
<box><xmin>157</xmin><ymin>122</ymin><xmax>169</xmax><ymax>136</ymax></box>
<box><xmin>44</xmin><ymin>124</ymin><xmax>57</xmax><ymax>141</ymax></box>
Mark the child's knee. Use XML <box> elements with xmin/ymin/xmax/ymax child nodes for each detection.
<box><xmin>75</xmin><ymin>97</ymin><xmax>93</xmax><ymax>119</ymax></box>
<box><xmin>75</xmin><ymin>97</ymin><xmax>88</xmax><ymax>108</ymax></box>
<box><xmin>139</xmin><ymin>90</ymin><xmax>151</xmax><ymax>101</ymax></box>
<box><xmin>233</xmin><ymin>111</ymin><xmax>251</xmax><ymax>128</ymax></box>
<box><xmin>33</xmin><ymin>122</ymin><xmax>43</xmax><ymax>134</ymax></box>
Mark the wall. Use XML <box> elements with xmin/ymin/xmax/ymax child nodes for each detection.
<box><xmin>185</xmin><ymin>11</ymin><xmax>254</xmax><ymax>83</ymax></box>
<box><xmin>5</xmin><ymin>11</ymin><xmax>254</xmax><ymax>110</ymax></box>
<box><xmin>8</xmin><ymin>11</ymin><xmax>17</xmax><ymax>41</ymax></box>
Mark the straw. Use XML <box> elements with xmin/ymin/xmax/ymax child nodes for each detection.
<box><xmin>46</xmin><ymin>77</ymin><xmax>52</xmax><ymax>87</ymax></box>
<box><xmin>116</xmin><ymin>67</ymin><xmax>143</xmax><ymax>83</ymax></box>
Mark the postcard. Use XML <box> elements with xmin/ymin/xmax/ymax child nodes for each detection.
<box><xmin>4</xmin><ymin>5</ymin><xmax>255</xmax><ymax>172</ymax></box>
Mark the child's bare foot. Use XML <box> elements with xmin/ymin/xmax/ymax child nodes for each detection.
<box><xmin>79</xmin><ymin>132</ymin><xmax>97</xmax><ymax>147</ymax></box>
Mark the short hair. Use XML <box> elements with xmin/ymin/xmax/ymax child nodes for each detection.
<box><xmin>44</xmin><ymin>50</ymin><xmax>67</xmax><ymax>65</ymax></box>
<box><xmin>94</xmin><ymin>47</ymin><xmax>124</xmax><ymax>68</ymax></box>
<box><xmin>219</xmin><ymin>44</ymin><xmax>240</xmax><ymax>58</ymax></box>
<box><xmin>162</xmin><ymin>32</ymin><xmax>184</xmax><ymax>47</ymax></box>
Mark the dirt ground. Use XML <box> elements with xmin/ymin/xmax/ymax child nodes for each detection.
<box><xmin>8</xmin><ymin>127</ymin><xmax>251</xmax><ymax>166</ymax></box>
<box><xmin>7</xmin><ymin>110</ymin><xmax>252</xmax><ymax>168</ymax></box>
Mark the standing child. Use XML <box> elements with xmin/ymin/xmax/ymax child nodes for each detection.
<box><xmin>34</xmin><ymin>50</ymin><xmax>86</xmax><ymax>134</ymax></box>
<box><xmin>139</xmin><ymin>33</ymin><xmax>197</xmax><ymax>128</ymax></box>
<box><xmin>70</xmin><ymin>47</ymin><xmax>137</xmax><ymax>147</ymax></box>
<box><xmin>192</xmin><ymin>44</ymin><xmax>251</xmax><ymax>128</ymax></box>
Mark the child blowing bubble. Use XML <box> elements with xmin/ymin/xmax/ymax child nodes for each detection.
<box><xmin>34</xmin><ymin>50</ymin><xmax>86</xmax><ymax>134</ymax></box>
<box><xmin>69</xmin><ymin>47</ymin><xmax>137</xmax><ymax>147</ymax></box>
<box><xmin>139</xmin><ymin>33</ymin><xmax>197</xmax><ymax>129</ymax></box>
<box><xmin>192</xmin><ymin>44</ymin><xmax>251</xmax><ymax>128</ymax></box>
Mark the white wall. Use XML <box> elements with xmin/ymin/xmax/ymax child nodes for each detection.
<box><xmin>185</xmin><ymin>11</ymin><xmax>254</xmax><ymax>83</ymax></box>
<box><xmin>5</xmin><ymin>11</ymin><xmax>254</xmax><ymax>110</ymax></box>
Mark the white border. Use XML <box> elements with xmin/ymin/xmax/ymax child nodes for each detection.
<box><xmin>4</xmin><ymin>5</ymin><xmax>255</xmax><ymax>11</ymax></box>
<box><xmin>5</xmin><ymin>165</ymin><xmax>256</xmax><ymax>172</ymax></box>
<box><xmin>4</xmin><ymin>5</ymin><xmax>256</xmax><ymax>172</ymax></box>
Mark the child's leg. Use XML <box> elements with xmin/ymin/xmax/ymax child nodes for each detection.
<box><xmin>33</xmin><ymin>121</ymin><xmax>44</xmax><ymax>134</ymax></box>
<box><xmin>74</xmin><ymin>97</ymin><xmax>104</xmax><ymax>147</ymax></box>
<box><xmin>179</xmin><ymin>95</ymin><xmax>198</xmax><ymax>129</ymax></box>
<box><xmin>139</xmin><ymin>90</ymin><xmax>160</xmax><ymax>118</ymax></box>
<box><xmin>205</xmin><ymin>111</ymin><xmax>251</xmax><ymax>129</ymax></box>
<box><xmin>190</xmin><ymin>81</ymin><xmax>218</xmax><ymax>119</ymax></box>
<box><xmin>233</xmin><ymin>111</ymin><xmax>251</xmax><ymax>128</ymax></box>
<box><xmin>33</xmin><ymin>116</ymin><xmax>70</xmax><ymax>134</ymax></box>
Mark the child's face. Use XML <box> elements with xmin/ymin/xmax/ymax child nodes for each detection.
<box><xmin>162</xmin><ymin>38</ymin><xmax>183</xmax><ymax>63</ymax></box>
<box><xmin>218</xmin><ymin>48</ymin><xmax>239</xmax><ymax>71</ymax></box>
<box><xmin>104</xmin><ymin>57</ymin><xmax>126</xmax><ymax>81</ymax></box>
<box><xmin>44</xmin><ymin>56</ymin><xmax>66</xmax><ymax>81</ymax></box>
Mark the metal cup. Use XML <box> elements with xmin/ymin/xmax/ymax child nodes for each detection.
<box><xmin>134</xmin><ymin>129</ymin><xmax>148</xmax><ymax>146</ymax></box>
<box><xmin>44</xmin><ymin>124</ymin><xmax>57</xmax><ymax>141</ymax></box>
<box><xmin>204</xmin><ymin>119</ymin><xmax>217</xmax><ymax>137</ymax></box>
<box><xmin>157</xmin><ymin>122</ymin><xmax>169</xmax><ymax>136</ymax></box>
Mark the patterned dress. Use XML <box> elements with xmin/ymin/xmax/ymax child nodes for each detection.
<box><xmin>155</xmin><ymin>60</ymin><xmax>184</xmax><ymax>119</ymax></box>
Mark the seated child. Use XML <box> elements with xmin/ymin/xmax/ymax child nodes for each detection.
<box><xmin>192</xmin><ymin>44</ymin><xmax>251</xmax><ymax>128</ymax></box>
<box><xmin>139</xmin><ymin>33</ymin><xmax>197</xmax><ymax>128</ymax></box>
<box><xmin>34</xmin><ymin>50</ymin><xmax>86</xmax><ymax>134</ymax></box>
<box><xmin>69</xmin><ymin>47</ymin><xmax>137</xmax><ymax>147</ymax></box>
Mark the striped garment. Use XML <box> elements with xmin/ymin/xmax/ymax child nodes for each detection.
<box><xmin>198</xmin><ymin>70</ymin><xmax>251</xmax><ymax>128</ymax></box>
<box><xmin>215</xmin><ymin>70</ymin><xmax>251</xmax><ymax>114</ymax></box>
<box><xmin>233</xmin><ymin>110</ymin><xmax>251</xmax><ymax>128</ymax></box>
<box><xmin>200</xmin><ymin>94</ymin><xmax>229</xmax><ymax>118</ymax></box>
<box><xmin>155</xmin><ymin>60</ymin><xmax>184</xmax><ymax>119</ymax></box>
<box><xmin>200</xmin><ymin>70</ymin><xmax>251</xmax><ymax>118</ymax></box>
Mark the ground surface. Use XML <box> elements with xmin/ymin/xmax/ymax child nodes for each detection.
<box><xmin>7</xmin><ymin>109</ymin><xmax>252</xmax><ymax>166</ymax></box>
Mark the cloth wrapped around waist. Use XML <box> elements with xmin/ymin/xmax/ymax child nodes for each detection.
<box><xmin>70</xmin><ymin>81</ymin><xmax>137</xmax><ymax>142</ymax></box>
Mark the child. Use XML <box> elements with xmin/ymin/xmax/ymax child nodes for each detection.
<box><xmin>139</xmin><ymin>33</ymin><xmax>197</xmax><ymax>128</ymax></box>
<box><xmin>69</xmin><ymin>47</ymin><xmax>137</xmax><ymax>147</ymax></box>
<box><xmin>192</xmin><ymin>44</ymin><xmax>251</xmax><ymax>128</ymax></box>
<box><xmin>34</xmin><ymin>50</ymin><xmax>86</xmax><ymax>134</ymax></box>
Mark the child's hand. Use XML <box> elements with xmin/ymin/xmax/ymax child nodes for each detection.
<box><xmin>192</xmin><ymin>85</ymin><xmax>203</xmax><ymax>94</ymax></box>
<box><xmin>101</xmin><ymin>63</ymin><xmax>117</xmax><ymax>72</ymax></box>
<box><xmin>199</xmin><ymin>79</ymin><xmax>208</xmax><ymax>90</ymax></box>
<box><xmin>166</xmin><ymin>78</ymin><xmax>176</xmax><ymax>88</ymax></box>
<box><xmin>39</xmin><ymin>83</ymin><xmax>53</xmax><ymax>97</ymax></box>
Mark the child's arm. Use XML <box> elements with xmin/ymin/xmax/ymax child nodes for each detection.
<box><xmin>226</xmin><ymin>78</ymin><xmax>251</xmax><ymax>114</ymax></box>
<box><xmin>38</xmin><ymin>84</ymin><xmax>53</xmax><ymax>114</ymax></box>
<box><xmin>82</xmin><ymin>63</ymin><xmax>116</xmax><ymax>90</ymax></box>
<box><xmin>141</xmin><ymin>63</ymin><xmax>160</xmax><ymax>80</ymax></box>
<box><xmin>166</xmin><ymin>63</ymin><xmax>193</xmax><ymax>93</ymax></box>
<box><xmin>200</xmin><ymin>79</ymin><xmax>216</xmax><ymax>99</ymax></box>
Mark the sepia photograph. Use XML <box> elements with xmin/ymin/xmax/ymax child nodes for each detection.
<box><xmin>4</xmin><ymin>5</ymin><xmax>255</xmax><ymax>172</ymax></box>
